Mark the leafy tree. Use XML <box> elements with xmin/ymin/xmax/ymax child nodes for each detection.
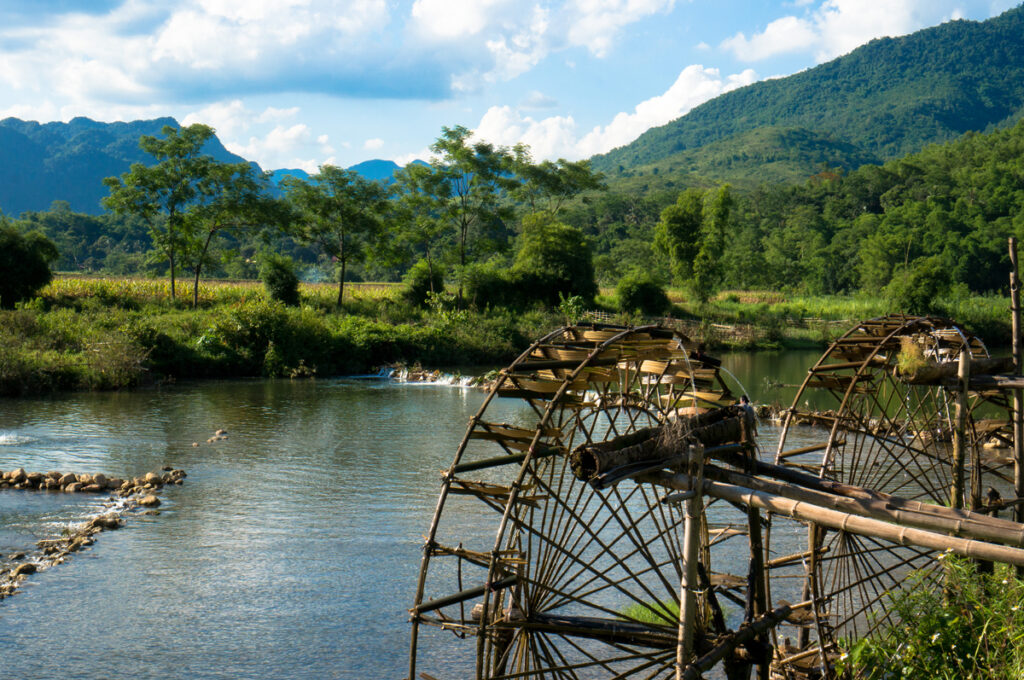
<box><xmin>690</xmin><ymin>185</ymin><xmax>733</xmax><ymax>303</ymax></box>
<box><xmin>181</xmin><ymin>163</ymin><xmax>282</xmax><ymax>308</ymax></box>
<box><xmin>654</xmin><ymin>188</ymin><xmax>704</xmax><ymax>284</ymax></box>
<box><xmin>510</xmin><ymin>147</ymin><xmax>605</xmax><ymax>215</ymax></box>
<box><xmin>103</xmin><ymin>124</ymin><xmax>220</xmax><ymax>301</ymax></box>
<box><xmin>0</xmin><ymin>220</ymin><xmax>58</xmax><ymax>308</ymax></box>
<box><xmin>398</xmin><ymin>126</ymin><xmax>515</xmax><ymax>302</ymax></box>
<box><xmin>283</xmin><ymin>165</ymin><xmax>390</xmax><ymax>307</ymax></box>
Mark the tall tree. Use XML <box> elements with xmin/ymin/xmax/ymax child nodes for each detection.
<box><xmin>691</xmin><ymin>185</ymin><xmax>734</xmax><ymax>303</ymax></box>
<box><xmin>400</xmin><ymin>126</ymin><xmax>515</xmax><ymax>302</ymax></box>
<box><xmin>102</xmin><ymin>124</ymin><xmax>218</xmax><ymax>301</ymax></box>
<box><xmin>283</xmin><ymin>166</ymin><xmax>389</xmax><ymax>307</ymax></box>
<box><xmin>653</xmin><ymin>188</ymin><xmax>704</xmax><ymax>284</ymax></box>
<box><xmin>181</xmin><ymin>163</ymin><xmax>283</xmax><ymax>308</ymax></box>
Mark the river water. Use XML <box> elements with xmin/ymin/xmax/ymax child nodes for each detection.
<box><xmin>0</xmin><ymin>351</ymin><xmax>822</xmax><ymax>679</ymax></box>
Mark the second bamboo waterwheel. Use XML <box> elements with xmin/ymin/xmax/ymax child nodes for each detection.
<box><xmin>771</xmin><ymin>314</ymin><xmax>1011</xmax><ymax>669</ymax></box>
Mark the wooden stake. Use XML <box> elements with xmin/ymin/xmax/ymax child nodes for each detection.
<box><xmin>951</xmin><ymin>349</ymin><xmax>970</xmax><ymax>509</ymax></box>
<box><xmin>676</xmin><ymin>443</ymin><xmax>705</xmax><ymax>679</ymax></box>
<box><xmin>1011</xmin><ymin>237</ymin><xmax>1024</xmax><ymax>578</ymax></box>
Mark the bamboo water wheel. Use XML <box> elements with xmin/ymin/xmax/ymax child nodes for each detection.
<box><xmin>771</xmin><ymin>314</ymin><xmax>1018</xmax><ymax>667</ymax></box>
<box><xmin>408</xmin><ymin>324</ymin><xmax>756</xmax><ymax>679</ymax></box>
<box><xmin>408</xmin><ymin>319</ymin><xmax>1024</xmax><ymax>680</ymax></box>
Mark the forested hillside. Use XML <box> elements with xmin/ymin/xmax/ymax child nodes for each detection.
<box><xmin>594</xmin><ymin>5</ymin><xmax>1024</xmax><ymax>188</ymax></box>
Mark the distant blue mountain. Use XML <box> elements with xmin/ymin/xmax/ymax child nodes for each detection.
<box><xmin>0</xmin><ymin>114</ymin><xmax>426</xmax><ymax>215</ymax></box>
<box><xmin>0</xmin><ymin>116</ymin><xmax>253</xmax><ymax>216</ymax></box>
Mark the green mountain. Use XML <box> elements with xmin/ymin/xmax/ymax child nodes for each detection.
<box><xmin>594</xmin><ymin>4</ymin><xmax>1024</xmax><ymax>186</ymax></box>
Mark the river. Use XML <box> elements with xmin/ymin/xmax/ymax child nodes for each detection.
<box><xmin>0</xmin><ymin>351</ymin><xmax>823</xmax><ymax>679</ymax></box>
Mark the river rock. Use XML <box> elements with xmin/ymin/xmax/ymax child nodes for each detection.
<box><xmin>81</xmin><ymin>484</ymin><xmax>104</xmax><ymax>493</ymax></box>
<box><xmin>64</xmin><ymin>482</ymin><xmax>83</xmax><ymax>493</ymax></box>
<box><xmin>8</xmin><ymin>468</ymin><xmax>27</xmax><ymax>484</ymax></box>
<box><xmin>90</xmin><ymin>514</ymin><xmax>123</xmax><ymax>530</ymax></box>
<box><xmin>46</xmin><ymin>471</ymin><xmax>61</xmax><ymax>480</ymax></box>
<box><xmin>77</xmin><ymin>473</ymin><xmax>93</xmax><ymax>485</ymax></box>
<box><xmin>137</xmin><ymin>494</ymin><xmax>161</xmax><ymax>508</ymax></box>
<box><xmin>58</xmin><ymin>473</ymin><xmax>77</xmax><ymax>486</ymax></box>
<box><xmin>13</xmin><ymin>563</ymin><xmax>36</xmax><ymax>576</ymax></box>
<box><xmin>26</xmin><ymin>472</ymin><xmax>44</xmax><ymax>486</ymax></box>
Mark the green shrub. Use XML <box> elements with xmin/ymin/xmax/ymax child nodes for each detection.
<box><xmin>839</xmin><ymin>554</ymin><xmax>1024</xmax><ymax>679</ymax></box>
<box><xmin>403</xmin><ymin>259</ymin><xmax>445</xmax><ymax>307</ymax></box>
<box><xmin>617</xmin><ymin>272</ymin><xmax>670</xmax><ymax>315</ymax></box>
<box><xmin>884</xmin><ymin>256</ymin><xmax>950</xmax><ymax>315</ymax></box>
<box><xmin>260</xmin><ymin>253</ymin><xmax>300</xmax><ymax>306</ymax></box>
<box><xmin>0</xmin><ymin>225</ymin><xmax>58</xmax><ymax>308</ymax></box>
<box><xmin>513</xmin><ymin>213</ymin><xmax>598</xmax><ymax>303</ymax></box>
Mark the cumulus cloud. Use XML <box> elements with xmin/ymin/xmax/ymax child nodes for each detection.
<box><xmin>566</xmin><ymin>0</ymin><xmax>676</xmax><ymax>57</ymax></box>
<box><xmin>183</xmin><ymin>100</ymin><xmax>335</xmax><ymax>171</ymax></box>
<box><xmin>471</xmin><ymin>64</ymin><xmax>757</xmax><ymax>160</ymax></box>
<box><xmin>721</xmin><ymin>0</ymin><xmax>972</xmax><ymax>64</ymax></box>
<box><xmin>363</xmin><ymin>138</ymin><xmax>385</xmax><ymax>150</ymax></box>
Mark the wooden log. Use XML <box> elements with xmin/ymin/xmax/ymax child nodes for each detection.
<box><xmin>452</xmin><ymin>446</ymin><xmax>562</xmax><ymax>474</ymax></box>
<box><xmin>643</xmin><ymin>470</ymin><xmax>1024</xmax><ymax>567</ymax></box>
<box><xmin>901</xmin><ymin>356</ymin><xmax>1012</xmax><ymax>384</ymax></box>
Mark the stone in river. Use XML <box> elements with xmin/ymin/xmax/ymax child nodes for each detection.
<box><xmin>138</xmin><ymin>494</ymin><xmax>161</xmax><ymax>508</ymax></box>
<box><xmin>13</xmin><ymin>563</ymin><xmax>37</xmax><ymax>576</ymax></box>
<box><xmin>58</xmin><ymin>473</ymin><xmax>77</xmax><ymax>486</ymax></box>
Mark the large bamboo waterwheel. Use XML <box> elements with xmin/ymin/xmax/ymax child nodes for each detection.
<box><xmin>771</xmin><ymin>314</ymin><xmax>1013</xmax><ymax>668</ymax></box>
<box><xmin>408</xmin><ymin>324</ymin><xmax>753</xmax><ymax>680</ymax></box>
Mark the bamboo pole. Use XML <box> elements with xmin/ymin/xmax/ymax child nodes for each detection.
<box><xmin>1011</xmin><ymin>237</ymin><xmax>1024</xmax><ymax>579</ymax></box>
<box><xmin>951</xmin><ymin>349</ymin><xmax>970</xmax><ymax>509</ymax></box>
<box><xmin>644</xmin><ymin>470</ymin><xmax>1024</xmax><ymax>567</ymax></box>
<box><xmin>698</xmin><ymin>463</ymin><xmax>1024</xmax><ymax>547</ymax></box>
<box><xmin>676</xmin><ymin>443</ymin><xmax>705</xmax><ymax>679</ymax></box>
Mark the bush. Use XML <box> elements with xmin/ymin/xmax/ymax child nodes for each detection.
<box><xmin>513</xmin><ymin>213</ymin><xmax>598</xmax><ymax>303</ymax></box>
<box><xmin>0</xmin><ymin>225</ymin><xmax>58</xmax><ymax>308</ymax></box>
<box><xmin>260</xmin><ymin>253</ymin><xmax>300</xmax><ymax>306</ymax></box>
<box><xmin>403</xmin><ymin>259</ymin><xmax>445</xmax><ymax>307</ymax></box>
<box><xmin>885</xmin><ymin>256</ymin><xmax>950</xmax><ymax>315</ymax></box>
<box><xmin>617</xmin><ymin>272</ymin><xmax>670</xmax><ymax>315</ymax></box>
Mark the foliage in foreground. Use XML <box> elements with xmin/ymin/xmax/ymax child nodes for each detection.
<box><xmin>838</xmin><ymin>555</ymin><xmax>1024</xmax><ymax>679</ymax></box>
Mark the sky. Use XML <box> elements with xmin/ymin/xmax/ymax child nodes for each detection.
<box><xmin>0</xmin><ymin>0</ymin><xmax>1019</xmax><ymax>172</ymax></box>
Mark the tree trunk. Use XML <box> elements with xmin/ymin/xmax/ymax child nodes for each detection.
<box><xmin>337</xmin><ymin>258</ymin><xmax>346</xmax><ymax>308</ymax></box>
<box><xmin>193</xmin><ymin>231</ymin><xmax>215</xmax><ymax>309</ymax></box>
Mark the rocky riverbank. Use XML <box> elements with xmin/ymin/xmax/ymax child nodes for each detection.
<box><xmin>0</xmin><ymin>465</ymin><xmax>187</xmax><ymax>601</ymax></box>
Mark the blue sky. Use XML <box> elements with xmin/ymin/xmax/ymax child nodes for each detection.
<box><xmin>0</xmin><ymin>0</ymin><xmax>1018</xmax><ymax>171</ymax></box>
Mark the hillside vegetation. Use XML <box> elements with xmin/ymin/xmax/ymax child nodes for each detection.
<box><xmin>594</xmin><ymin>5</ymin><xmax>1024</xmax><ymax>187</ymax></box>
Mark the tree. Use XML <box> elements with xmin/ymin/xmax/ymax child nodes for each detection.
<box><xmin>399</xmin><ymin>126</ymin><xmax>515</xmax><ymax>303</ymax></box>
<box><xmin>0</xmin><ymin>220</ymin><xmax>58</xmax><ymax>308</ymax></box>
<box><xmin>103</xmin><ymin>124</ymin><xmax>218</xmax><ymax>301</ymax></box>
<box><xmin>654</xmin><ymin>188</ymin><xmax>704</xmax><ymax>284</ymax></box>
<box><xmin>690</xmin><ymin>185</ymin><xmax>734</xmax><ymax>303</ymax></box>
<box><xmin>181</xmin><ymin>163</ymin><xmax>283</xmax><ymax>308</ymax></box>
<box><xmin>283</xmin><ymin>165</ymin><xmax>389</xmax><ymax>307</ymax></box>
<box><xmin>510</xmin><ymin>147</ymin><xmax>605</xmax><ymax>215</ymax></box>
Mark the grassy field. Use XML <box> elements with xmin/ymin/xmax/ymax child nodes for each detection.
<box><xmin>0</xmin><ymin>276</ymin><xmax>1013</xmax><ymax>396</ymax></box>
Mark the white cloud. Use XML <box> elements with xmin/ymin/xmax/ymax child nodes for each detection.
<box><xmin>471</xmin><ymin>64</ymin><xmax>757</xmax><ymax>160</ymax></box>
<box><xmin>363</xmin><ymin>138</ymin><xmax>385</xmax><ymax>150</ymax></box>
<box><xmin>410</xmin><ymin>0</ymin><xmax>512</xmax><ymax>39</ymax></box>
<box><xmin>520</xmin><ymin>90</ymin><xmax>558</xmax><ymax>109</ymax></box>
<box><xmin>721</xmin><ymin>0</ymin><xmax>967</xmax><ymax>64</ymax></box>
<box><xmin>566</xmin><ymin>0</ymin><xmax>676</xmax><ymax>57</ymax></box>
